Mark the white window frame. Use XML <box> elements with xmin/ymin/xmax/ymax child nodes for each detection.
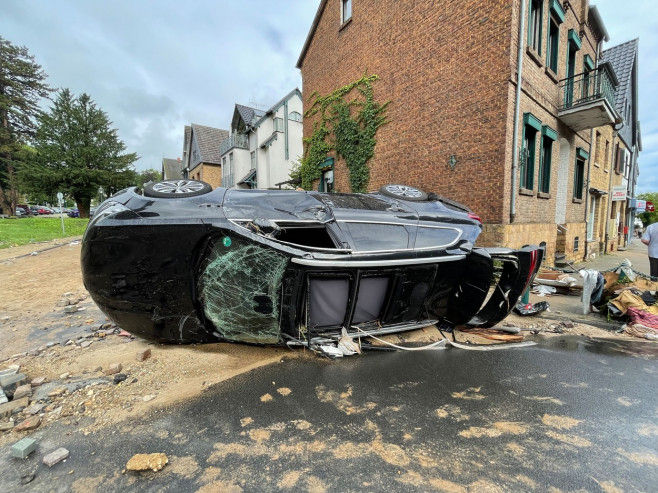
<box><xmin>273</xmin><ymin>117</ymin><xmax>284</xmax><ymax>132</ymax></box>
<box><xmin>341</xmin><ymin>0</ymin><xmax>352</xmax><ymax>24</ymax></box>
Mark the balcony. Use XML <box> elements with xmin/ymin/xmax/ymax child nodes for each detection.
<box><xmin>219</xmin><ymin>134</ymin><xmax>249</xmax><ymax>155</ymax></box>
<box><xmin>558</xmin><ymin>66</ymin><xmax>618</xmax><ymax>132</ymax></box>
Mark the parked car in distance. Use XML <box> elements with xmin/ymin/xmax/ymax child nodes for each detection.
<box><xmin>16</xmin><ymin>204</ymin><xmax>30</xmax><ymax>216</ymax></box>
<box><xmin>37</xmin><ymin>207</ymin><xmax>53</xmax><ymax>215</ymax></box>
<box><xmin>82</xmin><ymin>179</ymin><xmax>544</xmax><ymax>349</ymax></box>
<box><xmin>68</xmin><ymin>209</ymin><xmax>80</xmax><ymax>218</ymax></box>
<box><xmin>29</xmin><ymin>206</ymin><xmax>40</xmax><ymax>215</ymax></box>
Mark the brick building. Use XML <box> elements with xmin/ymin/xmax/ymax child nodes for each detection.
<box><xmin>182</xmin><ymin>123</ymin><xmax>230</xmax><ymax>189</ymax></box>
<box><xmin>297</xmin><ymin>0</ymin><xmax>621</xmax><ymax>264</ymax></box>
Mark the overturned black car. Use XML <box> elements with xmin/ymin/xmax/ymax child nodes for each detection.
<box><xmin>81</xmin><ymin>180</ymin><xmax>543</xmax><ymax>346</ymax></box>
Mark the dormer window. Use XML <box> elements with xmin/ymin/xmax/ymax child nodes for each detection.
<box><xmin>342</xmin><ymin>0</ymin><xmax>352</xmax><ymax>24</ymax></box>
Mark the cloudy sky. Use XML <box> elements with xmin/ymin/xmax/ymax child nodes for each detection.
<box><xmin>1</xmin><ymin>0</ymin><xmax>655</xmax><ymax>194</ymax></box>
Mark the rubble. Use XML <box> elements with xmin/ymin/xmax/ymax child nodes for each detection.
<box><xmin>11</xmin><ymin>437</ymin><xmax>38</xmax><ymax>458</ymax></box>
<box><xmin>13</xmin><ymin>415</ymin><xmax>41</xmax><ymax>432</ymax></box>
<box><xmin>43</xmin><ymin>447</ymin><xmax>69</xmax><ymax>467</ymax></box>
<box><xmin>126</xmin><ymin>453</ymin><xmax>168</xmax><ymax>472</ymax></box>
<box><xmin>13</xmin><ymin>384</ymin><xmax>32</xmax><ymax>399</ymax></box>
<box><xmin>31</xmin><ymin>376</ymin><xmax>46</xmax><ymax>387</ymax></box>
<box><xmin>104</xmin><ymin>363</ymin><xmax>122</xmax><ymax>376</ymax></box>
<box><xmin>0</xmin><ymin>372</ymin><xmax>28</xmax><ymax>392</ymax></box>
<box><xmin>136</xmin><ymin>348</ymin><xmax>151</xmax><ymax>362</ymax></box>
<box><xmin>0</xmin><ymin>397</ymin><xmax>29</xmax><ymax>418</ymax></box>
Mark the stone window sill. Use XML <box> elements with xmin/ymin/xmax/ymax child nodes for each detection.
<box><xmin>526</xmin><ymin>46</ymin><xmax>544</xmax><ymax>68</ymax></box>
<box><xmin>538</xmin><ymin>192</ymin><xmax>551</xmax><ymax>199</ymax></box>
<box><xmin>519</xmin><ymin>188</ymin><xmax>535</xmax><ymax>196</ymax></box>
<box><xmin>545</xmin><ymin>66</ymin><xmax>559</xmax><ymax>83</ymax></box>
<box><xmin>572</xmin><ymin>198</ymin><xmax>583</xmax><ymax>204</ymax></box>
<box><xmin>339</xmin><ymin>17</ymin><xmax>352</xmax><ymax>32</ymax></box>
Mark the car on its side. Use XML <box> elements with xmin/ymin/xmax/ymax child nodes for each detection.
<box><xmin>82</xmin><ymin>180</ymin><xmax>543</xmax><ymax>349</ymax></box>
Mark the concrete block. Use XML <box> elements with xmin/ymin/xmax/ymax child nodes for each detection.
<box><xmin>136</xmin><ymin>348</ymin><xmax>151</xmax><ymax>362</ymax></box>
<box><xmin>11</xmin><ymin>438</ymin><xmax>37</xmax><ymax>459</ymax></box>
<box><xmin>0</xmin><ymin>365</ymin><xmax>20</xmax><ymax>377</ymax></box>
<box><xmin>43</xmin><ymin>447</ymin><xmax>69</xmax><ymax>467</ymax></box>
<box><xmin>13</xmin><ymin>384</ymin><xmax>32</xmax><ymax>400</ymax></box>
<box><xmin>0</xmin><ymin>397</ymin><xmax>29</xmax><ymax>418</ymax></box>
<box><xmin>0</xmin><ymin>373</ymin><xmax>27</xmax><ymax>392</ymax></box>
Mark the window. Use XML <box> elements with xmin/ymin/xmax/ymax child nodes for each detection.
<box><xmin>546</xmin><ymin>0</ymin><xmax>565</xmax><ymax>72</ymax></box>
<box><xmin>574</xmin><ymin>236</ymin><xmax>579</xmax><ymax>252</ymax></box>
<box><xmin>547</xmin><ymin>17</ymin><xmax>559</xmax><ymax>72</ymax></box>
<box><xmin>521</xmin><ymin>113</ymin><xmax>541</xmax><ymax>191</ymax></box>
<box><xmin>573</xmin><ymin>147</ymin><xmax>588</xmax><ymax>200</ymax></box>
<box><xmin>604</xmin><ymin>140</ymin><xmax>609</xmax><ymax>170</ymax></box>
<box><xmin>289</xmin><ymin>111</ymin><xmax>302</xmax><ymax>122</ymax></box>
<box><xmin>613</xmin><ymin>143</ymin><xmax>620</xmax><ymax>173</ymax></box>
<box><xmin>528</xmin><ymin>0</ymin><xmax>543</xmax><ymax>54</ymax></box>
<box><xmin>341</xmin><ymin>0</ymin><xmax>352</xmax><ymax>24</ymax></box>
<box><xmin>539</xmin><ymin>125</ymin><xmax>557</xmax><ymax>194</ymax></box>
<box><xmin>273</xmin><ymin>117</ymin><xmax>284</xmax><ymax>132</ymax></box>
<box><xmin>251</xmin><ymin>151</ymin><xmax>256</xmax><ymax>168</ymax></box>
<box><xmin>594</xmin><ymin>131</ymin><xmax>601</xmax><ymax>164</ymax></box>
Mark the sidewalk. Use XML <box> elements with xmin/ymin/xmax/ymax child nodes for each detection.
<box><xmin>527</xmin><ymin>239</ymin><xmax>652</xmax><ymax>330</ymax></box>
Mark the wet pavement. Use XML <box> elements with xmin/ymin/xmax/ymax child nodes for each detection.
<box><xmin>2</xmin><ymin>336</ymin><xmax>656</xmax><ymax>492</ymax></box>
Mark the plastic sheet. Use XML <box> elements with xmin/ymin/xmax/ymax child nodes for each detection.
<box><xmin>198</xmin><ymin>239</ymin><xmax>289</xmax><ymax>343</ymax></box>
<box><xmin>513</xmin><ymin>301</ymin><xmax>549</xmax><ymax>316</ymax></box>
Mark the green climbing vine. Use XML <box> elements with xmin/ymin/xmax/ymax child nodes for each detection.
<box><xmin>295</xmin><ymin>74</ymin><xmax>389</xmax><ymax>193</ymax></box>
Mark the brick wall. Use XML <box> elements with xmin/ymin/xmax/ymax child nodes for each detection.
<box><xmin>300</xmin><ymin>0</ymin><xmax>603</xmax><ymax>261</ymax></box>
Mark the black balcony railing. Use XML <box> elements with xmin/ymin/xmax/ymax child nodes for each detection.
<box><xmin>558</xmin><ymin>67</ymin><xmax>616</xmax><ymax>111</ymax></box>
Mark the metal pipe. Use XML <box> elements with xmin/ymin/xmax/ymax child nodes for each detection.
<box><xmin>510</xmin><ymin>0</ymin><xmax>528</xmax><ymax>223</ymax></box>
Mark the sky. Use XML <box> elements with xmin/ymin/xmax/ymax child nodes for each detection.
<box><xmin>0</xmin><ymin>0</ymin><xmax>656</xmax><ymax>194</ymax></box>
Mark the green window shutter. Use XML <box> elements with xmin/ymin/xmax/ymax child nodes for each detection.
<box><xmin>550</xmin><ymin>0</ymin><xmax>566</xmax><ymax>24</ymax></box>
<box><xmin>568</xmin><ymin>29</ymin><xmax>582</xmax><ymax>51</ymax></box>
<box><xmin>541</xmin><ymin>125</ymin><xmax>558</xmax><ymax>141</ymax></box>
<box><xmin>523</xmin><ymin>112</ymin><xmax>542</xmax><ymax>132</ymax></box>
<box><xmin>576</xmin><ymin>147</ymin><xmax>589</xmax><ymax>160</ymax></box>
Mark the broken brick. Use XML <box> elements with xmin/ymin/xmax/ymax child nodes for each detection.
<box><xmin>136</xmin><ymin>348</ymin><xmax>151</xmax><ymax>362</ymax></box>
<box><xmin>13</xmin><ymin>415</ymin><xmax>41</xmax><ymax>432</ymax></box>
<box><xmin>43</xmin><ymin>447</ymin><xmax>69</xmax><ymax>467</ymax></box>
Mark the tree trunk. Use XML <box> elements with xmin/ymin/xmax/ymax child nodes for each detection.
<box><xmin>0</xmin><ymin>182</ymin><xmax>12</xmax><ymax>215</ymax></box>
<box><xmin>76</xmin><ymin>200</ymin><xmax>90</xmax><ymax>219</ymax></box>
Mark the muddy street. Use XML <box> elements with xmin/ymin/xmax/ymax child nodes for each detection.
<box><xmin>1</xmin><ymin>240</ymin><xmax>657</xmax><ymax>491</ymax></box>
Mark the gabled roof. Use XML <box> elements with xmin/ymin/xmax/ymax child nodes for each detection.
<box><xmin>190</xmin><ymin>123</ymin><xmax>229</xmax><ymax>165</ymax></box>
<box><xmin>162</xmin><ymin>158</ymin><xmax>183</xmax><ymax>180</ymax></box>
<box><xmin>234</xmin><ymin>104</ymin><xmax>266</xmax><ymax>130</ymax></box>
<box><xmin>296</xmin><ymin>0</ymin><xmax>328</xmax><ymax>68</ymax></box>
<box><xmin>602</xmin><ymin>39</ymin><xmax>638</xmax><ymax>114</ymax></box>
<box><xmin>253</xmin><ymin>88</ymin><xmax>302</xmax><ymax>128</ymax></box>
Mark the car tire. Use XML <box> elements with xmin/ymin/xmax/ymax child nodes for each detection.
<box><xmin>378</xmin><ymin>184</ymin><xmax>429</xmax><ymax>202</ymax></box>
<box><xmin>143</xmin><ymin>180</ymin><xmax>212</xmax><ymax>198</ymax></box>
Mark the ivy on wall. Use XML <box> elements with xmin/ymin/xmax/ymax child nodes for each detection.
<box><xmin>294</xmin><ymin>74</ymin><xmax>389</xmax><ymax>193</ymax></box>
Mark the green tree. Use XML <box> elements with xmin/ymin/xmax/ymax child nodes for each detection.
<box><xmin>638</xmin><ymin>192</ymin><xmax>658</xmax><ymax>226</ymax></box>
<box><xmin>0</xmin><ymin>36</ymin><xmax>52</xmax><ymax>214</ymax></box>
<box><xmin>23</xmin><ymin>89</ymin><xmax>138</xmax><ymax>217</ymax></box>
<box><xmin>135</xmin><ymin>168</ymin><xmax>162</xmax><ymax>187</ymax></box>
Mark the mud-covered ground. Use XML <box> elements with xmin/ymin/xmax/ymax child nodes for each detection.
<box><xmin>1</xmin><ymin>239</ymin><xmax>656</xmax><ymax>491</ymax></box>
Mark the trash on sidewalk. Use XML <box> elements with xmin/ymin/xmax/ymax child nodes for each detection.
<box><xmin>580</xmin><ymin>269</ymin><xmax>605</xmax><ymax>315</ymax></box>
<box><xmin>532</xmin><ymin>285</ymin><xmax>556</xmax><ymax>297</ymax></box>
<box><xmin>513</xmin><ymin>301</ymin><xmax>550</xmax><ymax>316</ymax></box>
<box><xmin>535</xmin><ymin>270</ymin><xmax>580</xmax><ymax>289</ymax></box>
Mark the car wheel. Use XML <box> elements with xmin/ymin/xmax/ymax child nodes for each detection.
<box><xmin>379</xmin><ymin>184</ymin><xmax>429</xmax><ymax>202</ymax></box>
<box><xmin>143</xmin><ymin>180</ymin><xmax>212</xmax><ymax>198</ymax></box>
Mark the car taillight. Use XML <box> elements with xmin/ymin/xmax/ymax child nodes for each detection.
<box><xmin>468</xmin><ymin>213</ymin><xmax>482</xmax><ymax>223</ymax></box>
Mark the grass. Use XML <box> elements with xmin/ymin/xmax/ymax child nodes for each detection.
<box><xmin>0</xmin><ymin>216</ymin><xmax>90</xmax><ymax>249</ymax></box>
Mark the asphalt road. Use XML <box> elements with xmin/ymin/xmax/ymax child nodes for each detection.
<box><xmin>2</xmin><ymin>335</ymin><xmax>656</xmax><ymax>492</ymax></box>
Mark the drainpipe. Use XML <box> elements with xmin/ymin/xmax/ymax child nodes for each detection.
<box><xmin>510</xmin><ymin>0</ymin><xmax>527</xmax><ymax>223</ymax></box>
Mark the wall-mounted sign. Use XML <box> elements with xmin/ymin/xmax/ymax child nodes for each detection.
<box><xmin>635</xmin><ymin>199</ymin><xmax>646</xmax><ymax>213</ymax></box>
<box><xmin>611</xmin><ymin>186</ymin><xmax>627</xmax><ymax>201</ymax></box>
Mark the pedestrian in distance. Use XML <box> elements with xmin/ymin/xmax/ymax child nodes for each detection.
<box><xmin>641</xmin><ymin>221</ymin><xmax>658</xmax><ymax>278</ymax></box>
